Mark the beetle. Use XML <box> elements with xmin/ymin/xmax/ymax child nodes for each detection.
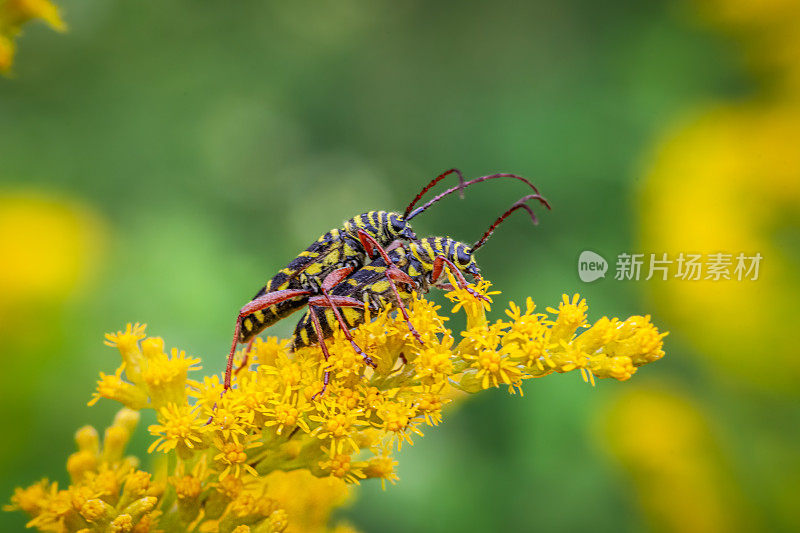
<box><xmin>291</xmin><ymin>193</ymin><xmax>551</xmax><ymax>393</ymax></box>
<box><xmin>224</xmin><ymin>171</ymin><xmax>543</xmax><ymax>389</ymax></box>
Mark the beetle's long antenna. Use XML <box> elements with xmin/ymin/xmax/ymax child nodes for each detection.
<box><xmin>406</xmin><ymin>173</ymin><xmax>542</xmax><ymax>221</ymax></box>
<box><xmin>403</xmin><ymin>169</ymin><xmax>465</xmax><ymax>219</ymax></box>
<box><xmin>471</xmin><ymin>194</ymin><xmax>551</xmax><ymax>252</ymax></box>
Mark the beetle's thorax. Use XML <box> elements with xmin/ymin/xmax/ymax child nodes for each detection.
<box><xmin>343</xmin><ymin>211</ymin><xmax>416</xmax><ymax>245</ymax></box>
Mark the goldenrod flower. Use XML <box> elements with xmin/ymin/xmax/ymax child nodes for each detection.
<box><xmin>206</xmin><ymin>393</ymin><xmax>256</xmax><ymax>442</ymax></box>
<box><xmin>4</xmin><ymin>479</ymin><xmax>53</xmax><ymax>516</ymax></box>
<box><xmin>147</xmin><ymin>403</ymin><xmax>205</xmax><ymax>455</ymax></box>
<box><xmin>317</xmin><ymin>452</ymin><xmax>367</xmax><ymax>485</ymax></box>
<box><xmin>263</xmin><ymin>397</ymin><xmax>312</xmax><ymax>436</ymax></box>
<box><xmin>413</xmin><ymin>388</ymin><xmax>447</xmax><ymax>426</ymax></box>
<box><xmin>8</xmin><ymin>283</ymin><xmax>666</xmax><ymax>532</ymax></box>
<box><xmin>374</xmin><ymin>397</ymin><xmax>422</xmax><ymax>450</ymax></box>
<box><xmin>212</xmin><ymin>436</ymin><xmax>262</xmax><ymax>480</ymax></box>
<box><xmin>309</xmin><ymin>402</ymin><xmax>366</xmax><ymax>457</ymax></box>
<box><xmin>169</xmin><ymin>457</ymin><xmax>208</xmax><ymax>527</ymax></box>
<box><xmin>104</xmin><ymin>324</ymin><xmax>147</xmax><ymax>372</ymax></box>
<box><xmin>547</xmin><ymin>293</ymin><xmax>589</xmax><ymax>342</ymax></box>
<box><xmin>462</xmin><ymin>346</ymin><xmax>524</xmax><ymax>392</ymax></box>
<box><xmin>87</xmin><ymin>363</ymin><xmax>148</xmax><ymax>410</ymax></box>
<box><xmin>413</xmin><ymin>336</ymin><xmax>456</xmax><ymax>385</ymax></box>
<box><xmin>251</xmin><ymin>337</ymin><xmax>292</xmax><ymax>367</ymax></box>
<box><xmin>445</xmin><ymin>275</ymin><xmax>499</xmax><ymax>334</ymax></box>
<box><xmin>192</xmin><ymin>374</ymin><xmax>225</xmax><ymax>410</ymax></box>
<box><xmin>141</xmin><ymin>347</ymin><xmax>201</xmax><ymax>410</ymax></box>
<box><xmin>364</xmin><ymin>454</ymin><xmax>399</xmax><ymax>490</ymax></box>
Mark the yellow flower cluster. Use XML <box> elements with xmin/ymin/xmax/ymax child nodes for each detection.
<box><xmin>0</xmin><ymin>0</ymin><xmax>65</xmax><ymax>74</ymax></box>
<box><xmin>4</xmin><ymin>409</ymin><xmax>162</xmax><ymax>533</ymax></box>
<box><xmin>7</xmin><ymin>283</ymin><xmax>666</xmax><ymax>532</ymax></box>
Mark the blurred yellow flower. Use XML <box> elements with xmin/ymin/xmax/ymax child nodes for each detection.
<box><xmin>0</xmin><ymin>192</ymin><xmax>104</xmax><ymax>350</ymax></box>
<box><xmin>0</xmin><ymin>193</ymin><xmax>101</xmax><ymax>300</ymax></box>
<box><xmin>695</xmin><ymin>0</ymin><xmax>800</xmax><ymax>95</ymax></box>
<box><xmin>640</xmin><ymin>103</ymin><xmax>800</xmax><ymax>391</ymax></box>
<box><xmin>0</xmin><ymin>0</ymin><xmax>65</xmax><ymax>74</ymax></box>
<box><xmin>7</xmin><ymin>285</ymin><xmax>666</xmax><ymax>531</ymax></box>
<box><xmin>601</xmin><ymin>386</ymin><xmax>754</xmax><ymax>533</ymax></box>
<box><xmin>628</xmin><ymin>4</ymin><xmax>800</xmax><ymax>532</ymax></box>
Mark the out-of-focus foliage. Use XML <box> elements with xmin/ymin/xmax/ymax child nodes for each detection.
<box><xmin>696</xmin><ymin>0</ymin><xmax>800</xmax><ymax>96</ymax></box>
<box><xmin>1</xmin><ymin>0</ymin><xmax>796</xmax><ymax>531</ymax></box>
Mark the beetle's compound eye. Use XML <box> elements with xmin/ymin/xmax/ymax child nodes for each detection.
<box><xmin>456</xmin><ymin>247</ymin><xmax>472</xmax><ymax>266</ymax></box>
<box><xmin>390</xmin><ymin>214</ymin><xmax>404</xmax><ymax>231</ymax></box>
<box><xmin>391</xmin><ymin>214</ymin><xmax>416</xmax><ymax>240</ymax></box>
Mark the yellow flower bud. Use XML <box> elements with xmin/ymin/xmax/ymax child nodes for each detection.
<box><xmin>113</xmin><ymin>408</ymin><xmax>141</xmax><ymax>435</ymax></box>
<box><xmin>74</xmin><ymin>425</ymin><xmax>100</xmax><ymax>455</ymax></box>
<box><xmin>80</xmin><ymin>498</ymin><xmax>115</xmax><ymax>524</ymax></box>
<box><xmin>103</xmin><ymin>425</ymin><xmax>131</xmax><ymax>464</ymax></box>
<box><xmin>110</xmin><ymin>513</ymin><xmax>133</xmax><ymax>532</ymax></box>
<box><xmin>120</xmin><ymin>496</ymin><xmax>157</xmax><ymax>524</ymax></box>
<box><xmin>67</xmin><ymin>451</ymin><xmax>97</xmax><ymax>483</ymax></box>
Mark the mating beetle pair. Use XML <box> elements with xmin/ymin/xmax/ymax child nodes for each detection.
<box><xmin>223</xmin><ymin>170</ymin><xmax>550</xmax><ymax>393</ymax></box>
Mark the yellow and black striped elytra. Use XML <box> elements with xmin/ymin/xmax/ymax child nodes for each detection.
<box><xmin>238</xmin><ymin>211</ymin><xmax>414</xmax><ymax>344</ymax></box>
<box><xmin>291</xmin><ymin>236</ymin><xmax>480</xmax><ymax>348</ymax></box>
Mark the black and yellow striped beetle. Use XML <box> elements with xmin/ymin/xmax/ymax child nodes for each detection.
<box><xmin>224</xmin><ymin>171</ymin><xmax>542</xmax><ymax>389</ymax></box>
<box><xmin>290</xmin><ymin>193</ymin><xmax>550</xmax><ymax>392</ymax></box>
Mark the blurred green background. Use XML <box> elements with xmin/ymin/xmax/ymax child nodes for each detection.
<box><xmin>2</xmin><ymin>0</ymin><xmax>799</xmax><ymax>531</ymax></box>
